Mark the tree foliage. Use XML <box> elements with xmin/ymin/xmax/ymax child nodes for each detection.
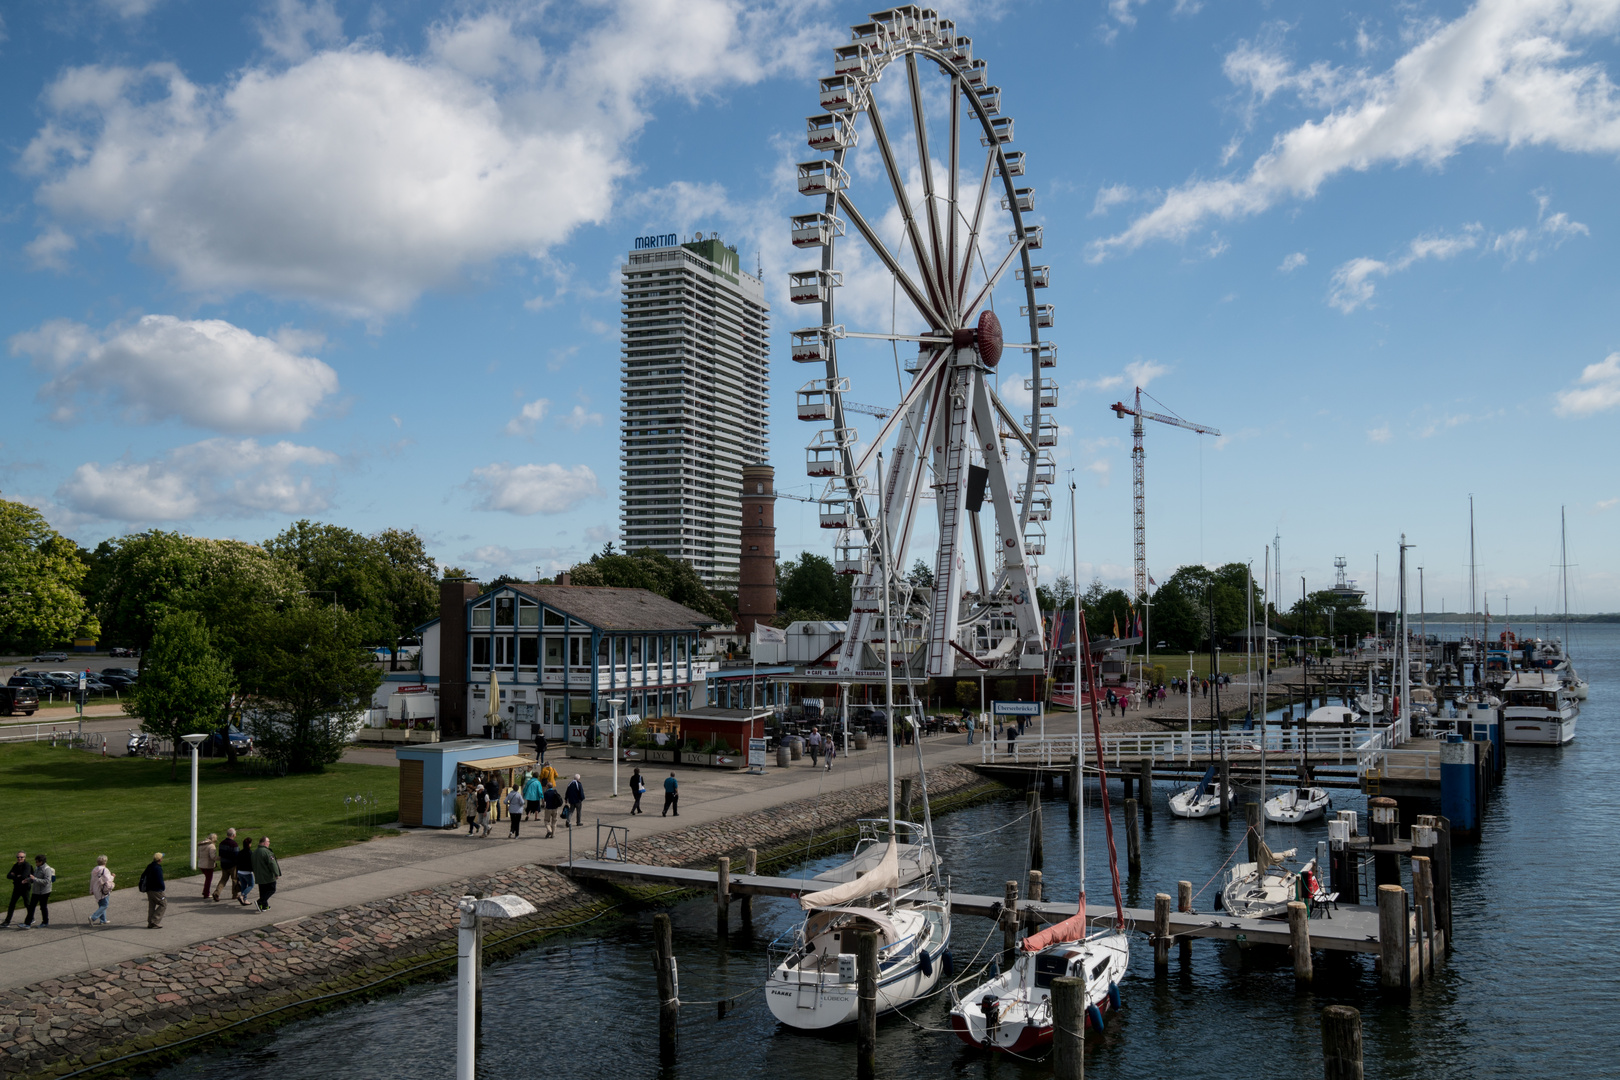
<box><xmin>128</xmin><ymin>611</ymin><xmax>234</xmax><ymax>780</ymax></box>
<box><xmin>1146</xmin><ymin>562</ymin><xmax>1259</xmax><ymax>652</ymax></box>
<box><xmin>565</xmin><ymin>546</ymin><xmax>731</xmax><ymax>623</ymax></box>
<box><xmin>0</xmin><ymin>500</ymin><xmax>99</xmax><ymax>651</ymax></box>
<box><xmin>239</xmin><ymin>604</ymin><xmax>382</xmax><ymax>774</ymax></box>
<box><xmin>776</xmin><ymin>552</ymin><xmax>851</xmax><ymax>623</ymax></box>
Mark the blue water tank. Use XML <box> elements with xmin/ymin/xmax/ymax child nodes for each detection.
<box><xmin>1440</xmin><ymin>735</ymin><xmax>1477</xmax><ymax>835</ymax></box>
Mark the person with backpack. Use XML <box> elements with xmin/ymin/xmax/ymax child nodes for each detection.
<box><xmin>251</xmin><ymin>838</ymin><xmax>281</xmax><ymax>911</ymax></box>
<box><xmin>475</xmin><ymin>784</ymin><xmax>492</xmax><ymax>837</ymax></box>
<box><xmin>21</xmin><ymin>854</ymin><xmax>53</xmax><ymax>928</ymax></box>
<box><xmin>89</xmin><ymin>856</ymin><xmax>114</xmax><ymax>925</ymax></box>
<box><xmin>564</xmin><ymin>774</ymin><xmax>585</xmax><ymax>828</ymax></box>
<box><xmin>541</xmin><ymin>782</ymin><xmax>563</xmax><ymax>837</ymax></box>
<box><xmin>235</xmin><ymin>838</ymin><xmax>256</xmax><ymax>906</ymax></box>
<box><xmin>138</xmin><ymin>852</ymin><xmax>166</xmax><ymax>928</ymax></box>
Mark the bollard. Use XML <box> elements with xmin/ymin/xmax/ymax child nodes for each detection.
<box><xmin>1027</xmin><ymin>789</ymin><xmax>1044</xmax><ymax>871</ymax></box>
<box><xmin>1288</xmin><ymin>900</ymin><xmax>1312</xmax><ymax>985</ymax></box>
<box><xmin>1219</xmin><ymin>758</ymin><xmax>1231</xmax><ymax>824</ymax></box>
<box><xmin>1321</xmin><ymin>1005</ymin><xmax>1364</xmax><ymax>1080</ymax></box>
<box><xmin>1051</xmin><ymin>976</ymin><xmax>1085</xmax><ymax>1080</ymax></box>
<box><xmin>1153</xmin><ymin>892</ymin><xmax>1171</xmax><ymax>969</ymax></box>
<box><xmin>854</xmin><ymin>927</ymin><xmax>879</xmax><ymax>1080</ymax></box>
<box><xmin>1376</xmin><ymin>884</ymin><xmax>1408</xmax><ymax>992</ymax></box>
<box><xmin>1138</xmin><ymin>758</ymin><xmax>1153</xmax><ymax>825</ymax></box>
<box><xmin>741</xmin><ymin>848</ymin><xmax>757</xmax><ymax>927</ymax></box>
<box><xmin>1124</xmin><ymin>798</ymin><xmax>1141</xmax><ymax>876</ymax></box>
<box><xmin>1002</xmin><ymin>880</ymin><xmax>1020</xmax><ymax>963</ymax></box>
<box><xmin>1025</xmin><ymin>869</ymin><xmax>1043</xmax><ymax>934</ymax></box>
<box><xmin>654</xmin><ymin>913</ymin><xmax>678</xmax><ymax>1065</ymax></box>
<box><xmin>1246</xmin><ymin>802</ymin><xmax>1262</xmax><ymax>865</ymax></box>
<box><xmin>716</xmin><ymin>856</ymin><xmax>730</xmax><ymax>935</ymax></box>
<box><xmin>1178</xmin><ymin>880</ymin><xmax>1193</xmax><ymax>961</ymax></box>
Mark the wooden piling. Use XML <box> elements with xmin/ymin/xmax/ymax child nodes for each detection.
<box><xmin>1177</xmin><ymin>881</ymin><xmax>1193</xmax><ymax>961</ymax></box>
<box><xmin>1369</xmin><ymin>797</ymin><xmax>1401</xmax><ymax>889</ymax></box>
<box><xmin>1245</xmin><ymin>801</ymin><xmax>1262</xmax><ymax>865</ymax></box>
<box><xmin>1153</xmin><ymin>892</ymin><xmax>1171</xmax><ymax>969</ymax></box>
<box><xmin>1219</xmin><ymin>758</ymin><xmax>1231</xmax><ymax>824</ymax></box>
<box><xmin>741</xmin><ymin>848</ymin><xmax>756</xmax><ymax>926</ymax></box>
<box><xmin>900</xmin><ymin>776</ymin><xmax>914</xmax><ymax>822</ymax></box>
<box><xmin>1431</xmin><ymin>815</ymin><xmax>1454</xmax><ymax>949</ymax></box>
<box><xmin>1124</xmin><ymin>797</ymin><xmax>1141</xmax><ymax>876</ymax></box>
<box><xmin>1002</xmin><ymin>880</ymin><xmax>1020</xmax><ymax>963</ymax></box>
<box><xmin>1288</xmin><ymin>900</ymin><xmax>1312</xmax><ymax>985</ymax></box>
<box><xmin>1412</xmin><ymin>855</ymin><xmax>1436</xmax><ymax>980</ymax></box>
<box><xmin>1376</xmin><ymin>884</ymin><xmax>1408</xmax><ymax>992</ymax></box>
<box><xmin>1321</xmin><ymin>1005</ymin><xmax>1364</xmax><ymax>1080</ymax></box>
<box><xmin>715</xmin><ymin>856</ymin><xmax>730</xmax><ymax>935</ymax></box>
<box><xmin>654</xmin><ymin>913</ymin><xmax>678</xmax><ymax>1065</ymax></box>
<box><xmin>1051</xmin><ymin>976</ymin><xmax>1085</xmax><ymax>1080</ymax></box>
<box><xmin>1123</xmin><ymin>771</ymin><xmax>1134</xmax><ymax>801</ymax></box>
<box><xmin>1138</xmin><ymin>758</ymin><xmax>1153</xmax><ymax>825</ymax></box>
<box><xmin>1027</xmin><ymin>789</ymin><xmax>1044</xmax><ymax>871</ymax></box>
<box><xmin>1025</xmin><ymin>869</ymin><xmax>1044</xmax><ymax>934</ymax></box>
<box><xmin>854</xmin><ymin>927</ymin><xmax>878</xmax><ymax>1080</ymax></box>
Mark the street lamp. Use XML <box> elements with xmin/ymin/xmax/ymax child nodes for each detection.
<box><xmin>456</xmin><ymin>893</ymin><xmax>536</xmax><ymax>1080</ymax></box>
<box><xmin>607</xmin><ymin>698</ymin><xmax>625</xmax><ymax>797</ymax></box>
<box><xmin>181</xmin><ymin>733</ymin><xmax>209</xmax><ymax>869</ymax></box>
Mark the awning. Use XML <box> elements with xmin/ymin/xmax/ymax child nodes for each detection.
<box><xmin>460</xmin><ymin>755</ymin><xmax>537</xmax><ymax>770</ymax></box>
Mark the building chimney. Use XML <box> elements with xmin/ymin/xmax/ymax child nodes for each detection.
<box><xmin>438</xmin><ymin>578</ymin><xmax>480</xmax><ymax>738</ymax></box>
<box><xmin>558</xmin><ymin>571</ymin><xmax>572</xmax><ymax>587</ymax></box>
<box><xmin>737</xmin><ymin>463</ymin><xmax>777</xmax><ymax>638</ymax></box>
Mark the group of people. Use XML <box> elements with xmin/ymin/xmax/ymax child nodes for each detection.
<box><xmin>4</xmin><ymin>831</ymin><xmax>282</xmax><ymax>932</ymax></box>
<box><xmin>803</xmin><ymin>728</ymin><xmax>837</xmax><ymax>769</ymax></box>
<box><xmin>462</xmin><ymin>763</ymin><xmax>583</xmax><ymax>839</ymax></box>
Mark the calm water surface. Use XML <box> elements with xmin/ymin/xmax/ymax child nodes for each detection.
<box><xmin>153</xmin><ymin>623</ymin><xmax>1617</xmax><ymax>1078</ymax></box>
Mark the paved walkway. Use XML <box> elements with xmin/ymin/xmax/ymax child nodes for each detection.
<box><xmin>0</xmin><ymin>734</ymin><xmax>989</xmax><ymax>992</ymax></box>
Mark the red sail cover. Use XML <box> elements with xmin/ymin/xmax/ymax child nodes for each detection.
<box><xmin>1020</xmin><ymin>893</ymin><xmax>1088</xmax><ymax>952</ymax></box>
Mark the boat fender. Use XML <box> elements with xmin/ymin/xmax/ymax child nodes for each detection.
<box><xmin>988</xmin><ymin>900</ymin><xmax>1004</xmax><ymax>921</ymax></box>
<box><xmin>942</xmin><ymin>949</ymin><xmax>955</xmax><ymax>977</ymax></box>
<box><xmin>1108</xmin><ymin>982</ymin><xmax>1122</xmax><ymax>1011</ymax></box>
<box><xmin>919</xmin><ymin>949</ymin><xmax>934</xmax><ymax>978</ymax></box>
<box><xmin>1086</xmin><ymin>1004</ymin><xmax>1105</xmax><ymax>1031</ymax></box>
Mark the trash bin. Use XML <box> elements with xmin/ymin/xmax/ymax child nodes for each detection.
<box><xmin>776</xmin><ymin>745</ymin><xmax>792</xmax><ymax>768</ymax></box>
<box><xmin>788</xmin><ymin>736</ymin><xmax>804</xmax><ymax>760</ymax></box>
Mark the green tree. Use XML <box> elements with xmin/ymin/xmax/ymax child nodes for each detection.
<box><xmin>1036</xmin><ymin>573</ymin><xmax>1075</xmax><ymax>615</ymax></box>
<box><xmin>954</xmin><ymin>680</ymin><xmax>978</xmax><ymax>709</ymax></box>
<box><xmin>907</xmin><ymin>559</ymin><xmax>935</xmax><ymax>590</ymax></box>
<box><xmin>777</xmin><ymin>553</ymin><xmax>849</xmax><ymax>620</ymax></box>
<box><xmin>128</xmin><ymin>611</ymin><xmax>234</xmax><ymax>780</ymax></box>
<box><xmin>240</xmin><ymin>604</ymin><xmax>382</xmax><ymax>774</ymax></box>
<box><xmin>565</xmin><ymin>547</ymin><xmax>730</xmax><ymax>623</ymax></box>
<box><xmin>0</xmin><ymin>500</ymin><xmax>99</xmax><ymax>651</ymax></box>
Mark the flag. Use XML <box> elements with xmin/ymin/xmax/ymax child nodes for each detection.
<box><xmin>1148</xmin><ymin>574</ymin><xmax>1157</xmax><ymax>588</ymax></box>
<box><xmin>752</xmin><ymin>623</ymin><xmax>787</xmax><ymax>647</ymax></box>
<box><xmin>1112</xmin><ymin>614</ymin><xmax>1120</xmax><ymax>639</ymax></box>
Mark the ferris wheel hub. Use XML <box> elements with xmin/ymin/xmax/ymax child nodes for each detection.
<box><xmin>949</xmin><ymin>309</ymin><xmax>1003</xmax><ymax>367</ymax></box>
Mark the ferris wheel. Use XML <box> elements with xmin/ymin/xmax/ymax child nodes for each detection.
<box><xmin>789</xmin><ymin>7</ymin><xmax>1053</xmax><ymax>679</ymax></box>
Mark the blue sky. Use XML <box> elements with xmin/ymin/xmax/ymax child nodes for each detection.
<box><xmin>1</xmin><ymin>0</ymin><xmax>1617</xmax><ymax>617</ymax></box>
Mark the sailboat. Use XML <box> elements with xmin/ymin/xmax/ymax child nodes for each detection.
<box><xmin>1217</xmin><ymin>843</ymin><xmax>1319</xmax><ymax>919</ymax></box>
<box><xmin>764</xmin><ymin>454</ymin><xmax>951</xmax><ymax>1030</ymax></box>
<box><xmin>1263</xmin><ymin>785</ymin><xmax>1331</xmax><ymax>824</ymax></box>
<box><xmin>948</xmin><ymin>485</ymin><xmax>1132</xmax><ymax>1052</ymax></box>
<box><xmin>1168</xmin><ymin>765</ymin><xmax>1232</xmax><ymax>819</ymax></box>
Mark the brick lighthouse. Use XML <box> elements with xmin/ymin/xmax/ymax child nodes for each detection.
<box><xmin>737</xmin><ymin>463</ymin><xmax>777</xmax><ymax>637</ymax></box>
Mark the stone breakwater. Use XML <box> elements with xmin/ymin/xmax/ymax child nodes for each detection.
<box><xmin>1</xmin><ymin>764</ymin><xmax>997</xmax><ymax>1077</ymax></box>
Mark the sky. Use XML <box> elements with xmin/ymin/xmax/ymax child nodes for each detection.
<box><xmin>1</xmin><ymin>0</ymin><xmax>1617</xmax><ymax>619</ymax></box>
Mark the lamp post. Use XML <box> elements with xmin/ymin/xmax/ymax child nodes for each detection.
<box><xmin>457</xmin><ymin>893</ymin><xmax>536</xmax><ymax>1080</ymax></box>
<box><xmin>608</xmin><ymin>698</ymin><xmax>625</xmax><ymax>797</ymax></box>
<box><xmin>181</xmin><ymin>733</ymin><xmax>209</xmax><ymax>869</ymax></box>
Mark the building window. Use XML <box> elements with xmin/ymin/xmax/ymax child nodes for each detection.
<box><xmin>494</xmin><ymin>636</ymin><xmax>515</xmax><ymax>669</ymax></box>
<box><xmin>544</xmin><ymin>637</ymin><xmax>563</xmax><ymax>670</ymax></box>
<box><xmin>631</xmin><ymin>636</ymin><xmax>642</xmax><ymax>664</ymax></box>
<box><xmin>544</xmin><ymin>609</ymin><xmax>565</xmax><ymax>628</ymax></box>
<box><xmin>495</xmin><ymin>597</ymin><xmax>515</xmax><ymax>627</ymax></box>
<box><xmin>471</xmin><ymin>637</ymin><xmax>490</xmax><ymax>668</ymax></box>
<box><xmin>519</xmin><ymin>637</ymin><xmax>539</xmax><ymax>670</ymax></box>
<box><xmin>471</xmin><ymin>602</ymin><xmax>491</xmax><ymax>629</ymax></box>
<box><xmin>518</xmin><ymin>599</ymin><xmax>539</xmax><ymax>627</ymax></box>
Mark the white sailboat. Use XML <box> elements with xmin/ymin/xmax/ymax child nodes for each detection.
<box><xmin>1217</xmin><ymin>844</ymin><xmax>1319</xmax><ymax>919</ymax></box>
<box><xmin>1263</xmin><ymin>786</ymin><xmax>1331</xmax><ymax>824</ymax></box>
<box><xmin>949</xmin><ymin>483</ymin><xmax>1132</xmax><ymax>1053</ymax></box>
<box><xmin>764</xmin><ymin>453</ymin><xmax>950</xmax><ymax>1030</ymax></box>
<box><xmin>1168</xmin><ymin>766</ymin><xmax>1233</xmax><ymax>819</ymax></box>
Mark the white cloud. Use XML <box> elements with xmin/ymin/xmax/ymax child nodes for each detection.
<box><xmin>1367</xmin><ymin>424</ymin><xmax>1393</xmax><ymax>443</ymax></box>
<box><xmin>1090</xmin><ymin>184</ymin><xmax>1139</xmax><ymax>217</ymax></box>
<box><xmin>256</xmin><ymin>0</ymin><xmax>344</xmax><ymax>63</ymax></box>
<box><xmin>471</xmin><ymin>462</ymin><xmax>602</xmax><ymax>515</ymax></box>
<box><xmin>1328</xmin><ymin>227</ymin><xmax>1481</xmax><ymax>312</ymax></box>
<box><xmin>25</xmin><ymin>226</ymin><xmax>76</xmax><ymax>269</ymax></box>
<box><xmin>57</xmin><ymin>438</ymin><xmax>338</xmax><ymax>522</ymax></box>
<box><xmin>1555</xmin><ymin>352</ymin><xmax>1620</xmax><ymax>416</ymax></box>
<box><xmin>12</xmin><ymin>315</ymin><xmax>338</xmax><ymax>433</ymax></box>
<box><xmin>505</xmin><ymin>398</ymin><xmax>550</xmax><ymax>437</ymax></box>
<box><xmin>1081</xmin><ymin>358</ymin><xmax>1170</xmax><ymax>393</ymax></box>
<box><xmin>559</xmin><ymin>405</ymin><xmax>604</xmax><ymax>430</ymax></box>
<box><xmin>1596</xmin><ymin>497</ymin><xmax>1619</xmax><ymax>510</ymax></box>
<box><xmin>1279</xmin><ymin>251</ymin><xmax>1307</xmax><ymax>272</ymax></box>
<box><xmin>1491</xmin><ymin>192</ymin><xmax>1590</xmax><ymax>262</ymax></box>
<box><xmin>1091</xmin><ymin>0</ymin><xmax>1620</xmax><ymax>260</ymax></box>
<box><xmin>583</xmin><ymin>525</ymin><xmax>615</xmax><ymax>545</ymax></box>
<box><xmin>100</xmin><ymin>0</ymin><xmax>163</xmax><ymax>16</ymax></box>
<box><xmin>21</xmin><ymin>2</ymin><xmax>835</xmax><ymax>316</ymax></box>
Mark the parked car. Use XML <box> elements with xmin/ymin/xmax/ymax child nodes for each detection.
<box><xmin>101</xmin><ymin>668</ymin><xmax>140</xmax><ymax>681</ymax></box>
<box><xmin>98</xmin><ymin>673</ymin><xmax>136</xmax><ymax>690</ymax></box>
<box><xmin>0</xmin><ymin>687</ymin><xmax>38</xmax><ymax>716</ymax></box>
<box><xmin>81</xmin><ymin>676</ymin><xmax>113</xmax><ymax>694</ymax></box>
<box><xmin>109</xmin><ymin>647</ymin><xmax>137</xmax><ymax>658</ymax></box>
<box><xmin>43</xmin><ymin>672</ymin><xmax>80</xmax><ymax>690</ymax></box>
<box><xmin>32</xmin><ymin>651</ymin><xmax>68</xmax><ymax>662</ymax></box>
<box><xmin>8</xmin><ymin>674</ymin><xmax>52</xmax><ymax>690</ymax></box>
<box><xmin>210</xmin><ymin>726</ymin><xmax>254</xmax><ymax>756</ymax></box>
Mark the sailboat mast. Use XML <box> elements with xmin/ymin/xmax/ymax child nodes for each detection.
<box><xmin>1469</xmin><ymin>495</ymin><xmax>1478</xmax><ymax>653</ymax></box>
<box><xmin>1260</xmin><ymin>549</ymin><xmax>1268</xmax><ymax>820</ymax></box>
<box><xmin>1399</xmin><ymin>536</ymin><xmax>1411</xmax><ymax>731</ymax></box>
<box><xmin>1071</xmin><ymin>483</ymin><xmax>1085</xmax><ymax>903</ymax></box>
<box><xmin>1562</xmin><ymin>506</ymin><xmax>1570</xmax><ymax>652</ymax></box>
<box><xmin>876</xmin><ymin>453</ymin><xmax>896</xmax><ymax>837</ymax></box>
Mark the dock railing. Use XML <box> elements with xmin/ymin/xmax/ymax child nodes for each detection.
<box><xmin>981</xmin><ymin>721</ymin><xmax>1405</xmax><ymax>773</ymax></box>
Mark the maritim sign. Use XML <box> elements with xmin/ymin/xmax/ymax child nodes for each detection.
<box><xmin>634</xmin><ymin>233</ymin><xmax>678</xmax><ymax>249</ymax></box>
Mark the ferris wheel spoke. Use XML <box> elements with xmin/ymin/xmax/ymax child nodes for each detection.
<box><xmin>970</xmin><ymin>376</ymin><xmax>1044</xmax><ymax>650</ymax></box>
<box><xmin>905</xmin><ymin>53</ymin><xmax>950</xmax><ymax>309</ymax></box>
<box><xmin>961</xmin><ymin>237</ymin><xmax>1026</xmax><ymax>323</ymax></box>
<box><xmin>853</xmin><ymin>361</ymin><xmax>945</xmax><ymax>479</ymax></box>
<box><xmin>968</xmin><ymin>514</ymin><xmax>990</xmax><ymax>597</ymax></box>
<box><xmin>987</xmin><ymin>385</ymin><xmax>1038</xmax><ymax>457</ymax></box>
<box><xmin>835</xmin><ymin>192</ymin><xmax>946</xmax><ymax>329</ymax></box>
<box><xmin>864</xmin><ymin>96</ymin><xmax>951</xmax><ymax>323</ymax></box>
<box><xmin>947</xmin><ymin>75</ymin><xmax>961</xmax><ymax>308</ymax></box>
<box><xmin>956</xmin><ymin>142</ymin><xmax>999</xmax><ymax>311</ymax></box>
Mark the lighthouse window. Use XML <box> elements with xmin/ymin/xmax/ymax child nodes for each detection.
<box><xmin>750</xmin><ymin>545</ymin><xmax>759</xmax><ymax>551</ymax></box>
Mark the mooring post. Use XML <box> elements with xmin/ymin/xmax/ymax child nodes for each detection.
<box><xmin>741</xmin><ymin>848</ymin><xmax>757</xmax><ymax>927</ymax></box>
<box><xmin>1322</xmin><ymin>1005</ymin><xmax>1364</xmax><ymax>1080</ymax></box>
<box><xmin>854</xmin><ymin>927</ymin><xmax>878</xmax><ymax>1080</ymax></box>
<box><xmin>1002</xmin><ymin>880</ymin><xmax>1020</xmax><ymax>963</ymax></box>
<box><xmin>1376</xmin><ymin>884</ymin><xmax>1408</xmax><ymax>992</ymax></box>
<box><xmin>716</xmin><ymin>856</ymin><xmax>730</xmax><ymax>935</ymax></box>
<box><xmin>1051</xmin><ymin>976</ymin><xmax>1085</xmax><ymax>1080</ymax></box>
<box><xmin>1434</xmin><ymin>815</ymin><xmax>1454</xmax><ymax>949</ymax></box>
<box><xmin>1177</xmin><ymin>880</ymin><xmax>1193</xmax><ymax>961</ymax></box>
<box><xmin>1026</xmin><ymin>789</ymin><xmax>1045</xmax><ymax>871</ymax></box>
<box><xmin>1122</xmin><ymin>770</ymin><xmax>1133</xmax><ymax>802</ymax></box>
<box><xmin>1246</xmin><ymin>801</ymin><xmax>1262</xmax><ymax>865</ymax></box>
<box><xmin>1025</xmin><ymin>869</ymin><xmax>1044</xmax><ymax>934</ymax></box>
<box><xmin>1288</xmin><ymin>900</ymin><xmax>1312</xmax><ymax>985</ymax></box>
<box><xmin>1138</xmin><ymin>757</ymin><xmax>1153</xmax><ymax>825</ymax></box>
<box><xmin>1219</xmin><ymin>758</ymin><xmax>1231</xmax><ymax>824</ymax></box>
<box><xmin>1411</xmin><ymin>855</ymin><xmax>1435</xmax><ymax>980</ymax></box>
<box><xmin>1124</xmin><ymin>797</ymin><xmax>1141</xmax><ymax>876</ymax></box>
<box><xmin>900</xmin><ymin>776</ymin><xmax>914</xmax><ymax>822</ymax></box>
<box><xmin>1153</xmin><ymin>892</ymin><xmax>1171</xmax><ymax>969</ymax></box>
<box><xmin>1369</xmin><ymin>797</ymin><xmax>1401</xmax><ymax>888</ymax></box>
<box><xmin>654</xmin><ymin>913</ymin><xmax>678</xmax><ymax>1066</ymax></box>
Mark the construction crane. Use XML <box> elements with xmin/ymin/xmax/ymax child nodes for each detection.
<box><xmin>842</xmin><ymin>400</ymin><xmax>890</xmax><ymax>419</ymax></box>
<box><xmin>1109</xmin><ymin>387</ymin><xmax>1221</xmax><ymax>603</ymax></box>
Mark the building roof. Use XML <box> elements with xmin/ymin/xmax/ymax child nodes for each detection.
<box><xmin>499</xmin><ymin>583</ymin><xmax>718</xmax><ymax>632</ymax></box>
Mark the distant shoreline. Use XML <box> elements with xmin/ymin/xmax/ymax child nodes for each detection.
<box><xmin>1376</xmin><ymin>613</ymin><xmax>1620</xmax><ymax>624</ymax></box>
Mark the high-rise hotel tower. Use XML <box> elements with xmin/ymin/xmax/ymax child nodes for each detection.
<box><xmin>618</xmin><ymin>233</ymin><xmax>770</xmax><ymax>589</ymax></box>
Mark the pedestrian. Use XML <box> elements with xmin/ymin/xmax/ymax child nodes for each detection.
<box><xmin>251</xmin><ymin>838</ymin><xmax>281</xmax><ymax>911</ymax></box>
<box><xmin>630</xmin><ymin>768</ymin><xmax>645</xmax><ymax>815</ymax></box>
<box><xmin>824</xmin><ymin>737</ymin><xmax>836</xmax><ymax>770</ymax></box>
<box><xmin>3</xmin><ymin>851</ymin><xmax>29</xmax><ymax>926</ymax></box>
<box><xmin>475</xmin><ymin>784</ymin><xmax>492</xmax><ymax>837</ymax></box>
<box><xmin>506</xmin><ymin>785</ymin><xmax>526</xmax><ymax>838</ymax></box>
<box><xmin>808</xmin><ymin>728</ymin><xmax>820</xmax><ymax>767</ymax></box>
<box><xmin>965</xmin><ymin>713</ymin><xmax>975</xmax><ymax>744</ymax></box>
<box><xmin>465</xmin><ymin>783</ymin><xmax>480</xmax><ymax>835</ymax></box>
<box><xmin>535</xmin><ymin>731</ymin><xmax>548</xmax><ymax>764</ymax></box>
<box><xmin>139</xmin><ymin>852</ymin><xmax>166</xmax><ymax>928</ymax></box>
<box><xmin>212</xmin><ymin>829</ymin><xmax>240</xmax><ymax>903</ymax></box>
<box><xmin>538</xmin><ymin>761</ymin><xmax>558</xmax><ymax>791</ymax></box>
<box><xmin>197</xmin><ymin>832</ymin><xmax>218</xmax><ymax>898</ymax></box>
<box><xmin>21</xmin><ymin>854</ymin><xmax>53</xmax><ymax>928</ymax></box>
<box><xmin>542</xmin><ymin>782</ymin><xmax>563</xmax><ymax>837</ymax></box>
<box><xmin>564</xmin><ymin>774</ymin><xmax>584</xmax><ymax>828</ymax></box>
<box><xmin>235</xmin><ymin>838</ymin><xmax>256</xmax><ymax>906</ymax></box>
<box><xmin>89</xmin><ymin>856</ymin><xmax>114</xmax><ymax>925</ymax></box>
<box><xmin>523</xmin><ymin>771</ymin><xmax>543</xmax><ymax>821</ymax></box>
<box><xmin>662</xmin><ymin>772</ymin><xmax>679</xmax><ymax>816</ymax></box>
<box><xmin>1007</xmin><ymin>724</ymin><xmax>1018</xmax><ymax>755</ymax></box>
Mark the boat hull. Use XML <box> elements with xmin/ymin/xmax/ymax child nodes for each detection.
<box><xmin>1503</xmin><ymin>716</ymin><xmax>1577</xmax><ymax>745</ymax></box>
<box><xmin>948</xmin><ymin>932</ymin><xmax>1130</xmax><ymax>1053</ymax></box>
<box><xmin>765</xmin><ymin>904</ymin><xmax>950</xmax><ymax>1030</ymax></box>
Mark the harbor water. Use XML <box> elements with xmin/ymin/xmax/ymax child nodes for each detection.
<box><xmin>151</xmin><ymin>623</ymin><xmax>1616</xmax><ymax>1078</ymax></box>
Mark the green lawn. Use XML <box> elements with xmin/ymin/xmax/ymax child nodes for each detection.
<box><xmin>0</xmin><ymin>744</ymin><xmax>399</xmax><ymax>900</ymax></box>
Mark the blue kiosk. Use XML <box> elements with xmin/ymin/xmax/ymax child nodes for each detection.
<box><xmin>397</xmin><ymin>738</ymin><xmax>522</xmax><ymax>828</ymax></box>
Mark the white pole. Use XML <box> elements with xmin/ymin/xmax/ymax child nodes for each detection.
<box><xmin>456</xmin><ymin>903</ymin><xmax>477</xmax><ymax>1080</ymax></box>
<box><xmin>612</xmin><ymin>703</ymin><xmax>619</xmax><ymax>798</ymax></box>
<box><xmin>189</xmin><ymin>742</ymin><xmax>199</xmax><ymax>870</ymax></box>
<box><xmin>1186</xmin><ymin>651</ymin><xmax>1193</xmax><ymax>763</ymax></box>
<box><xmin>877</xmin><ymin>453</ymin><xmax>896</xmax><ymax>837</ymax></box>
